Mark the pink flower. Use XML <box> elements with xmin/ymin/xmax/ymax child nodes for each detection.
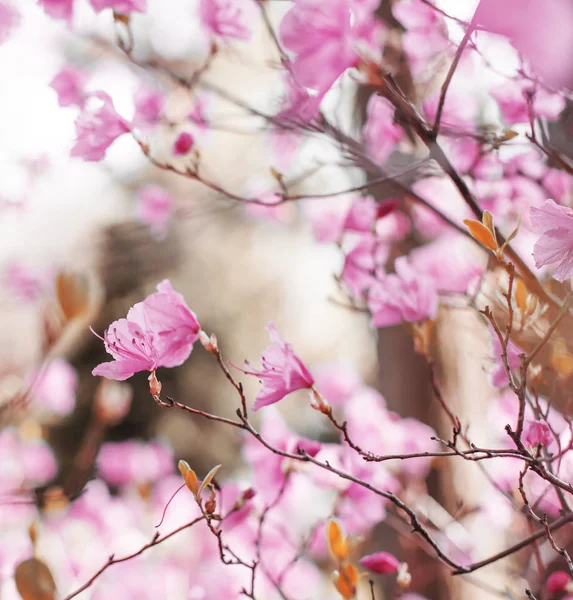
<box><xmin>50</xmin><ymin>67</ymin><xmax>88</xmax><ymax>108</ymax></box>
<box><xmin>137</xmin><ymin>185</ymin><xmax>173</xmax><ymax>236</ymax></box>
<box><xmin>30</xmin><ymin>359</ymin><xmax>78</xmax><ymax>417</ymax></box>
<box><xmin>93</xmin><ymin>280</ymin><xmax>200</xmax><ymax>380</ymax></box>
<box><xmin>393</xmin><ymin>0</ymin><xmax>448</xmax><ymax>74</ymax></box>
<box><xmin>133</xmin><ymin>87</ymin><xmax>165</xmax><ymax>130</ymax></box>
<box><xmin>173</xmin><ymin>131</ymin><xmax>194</xmax><ymax>155</ymax></box>
<box><xmin>423</xmin><ymin>89</ymin><xmax>478</xmax><ymax>133</ymax></box>
<box><xmin>476</xmin><ymin>0</ymin><xmax>573</xmax><ymax>89</ymax></box>
<box><xmin>524</xmin><ymin>420</ymin><xmax>553</xmax><ymax>448</ymax></box>
<box><xmin>312</xmin><ymin>362</ymin><xmax>362</xmax><ymax>406</ymax></box>
<box><xmin>359</xmin><ymin>551</ymin><xmax>400</xmax><ymax>574</ymax></box>
<box><xmin>491</xmin><ymin>80</ymin><xmax>565</xmax><ymax>125</ymax></box>
<box><xmin>341</xmin><ymin>235</ymin><xmax>389</xmax><ymax>297</ymax></box>
<box><xmin>199</xmin><ymin>0</ymin><xmax>255</xmax><ymax>41</ymax></box>
<box><xmin>3</xmin><ymin>262</ymin><xmax>53</xmax><ymax>303</ymax></box>
<box><xmin>97</xmin><ymin>439</ymin><xmax>173</xmax><ymax>486</ymax></box>
<box><xmin>409</xmin><ymin>237</ymin><xmax>483</xmax><ymax>294</ymax></box>
<box><xmin>368</xmin><ymin>256</ymin><xmax>439</xmax><ymax>327</ymax></box>
<box><xmin>38</xmin><ymin>0</ymin><xmax>74</xmax><ymax>22</ymax></box>
<box><xmin>280</xmin><ymin>0</ymin><xmax>380</xmax><ymax>94</ymax></box>
<box><xmin>89</xmin><ymin>0</ymin><xmax>146</xmax><ymax>13</ymax></box>
<box><xmin>71</xmin><ymin>93</ymin><xmax>131</xmax><ymax>162</ymax></box>
<box><xmin>0</xmin><ymin>2</ymin><xmax>19</xmax><ymax>44</ymax></box>
<box><xmin>363</xmin><ymin>96</ymin><xmax>403</xmax><ymax>165</ymax></box>
<box><xmin>530</xmin><ymin>199</ymin><xmax>573</xmax><ymax>282</ymax></box>
<box><xmin>234</xmin><ymin>322</ymin><xmax>315</xmax><ymax>411</ymax></box>
<box><xmin>546</xmin><ymin>571</ymin><xmax>571</xmax><ymax>595</ymax></box>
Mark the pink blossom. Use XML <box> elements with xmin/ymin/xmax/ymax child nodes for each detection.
<box><xmin>423</xmin><ymin>89</ymin><xmax>478</xmax><ymax>133</ymax></box>
<box><xmin>409</xmin><ymin>237</ymin><xmax>483</xmax><ymax>294</ymax></box>
<box><xmin>312</xmin><ymin>362</ymin><xmax>362</xmax><ymax>406</ymax></box>
<box><xmin>243</xmin><ymin>407</ymin><xmax>320</xmax><ymax>499</ymax></box>
<box><xmin>71</xmin><ymin>93</ymin><xmax>131</xmax><ymax>162</ymax></box>
<box><xmin>489</xmin><ymin>330</ymin><xmax>522</xmax><ymax>388</ymax></box>
<box><xmin>476</xmin><ymin>0</ymin><xmax>573</xmax><ymax>89</ymax></box>
<box><xmin>133</xmin><ymin>87</ymin><xmax>165</xmax><ymax>130</ymax></box>
<box><xmin>393</xmin><ymin>0</ymin><xmax>448</xmax><ymax>73</ymax></box>
<box><xmin>3</xmin><ymin>262</ymin><xmax>53</xmax><ymax>302</ymax></box>
<box><xmin>30</xmin><ymin>359</ymin><xmax>78</xmax><ymax>417</ymax></box>
<box><xmin>280</xmin><ymin>0</ymin><xmax>380</xmax><ymax>94</ymax></box>
<box><xmin>89</xmin><ymin>0</ymin><xmax>146</xmax><ymax>13</ymax></box>
<box><xmin>524</xmin><ymin>420</ymin><xmax>553</xmax><ymax>448</ymax></box>
<box><xmin>546</xmin><ymin>571</ymin><xmax>571</xmax><ymax>595</ymax></box>
<box><xmin>368</xmin><ymin>256</ymin><xmax>439</xmax><ymax>327</ymax></box>
<box><xmin>92</xmin><ymin>279</ymin><xmax>200</xmax><ymax>380</ymax></box>
<box><xmin>137</xmin><ymin>185</ymin><xmax>174</xmax><ymax>236</ymax></box>
<box><xmin>341</xmin><ymin>235</ymin><xmax>389</xmax><ymax>296</ymax></box>
<box><xmin>173</xmin><ymin>131</ymin><xmax>194</xmax><ymax>156</ymax></box>
<box><xmin>97</xmin><ymin>439</ymin><xmax>173</xmax><ymax>486</ymax></box>
<box><xmin>411</xmin><ymin>177</ymin><xmax>472</xmax><ymax>239</ymax></box>
<box><xmin>363</xmin><ymin>96</ymin><xmax>404</xmax><ymax>164</ymax></box>
<box><xmin>276</xmin><ymin>77</ymin><xmax>322</xmax><ymax>125</ymax></box>
<box><xmin>50</xmin><ymin>67</ymin><xmax>88</xmax><ymax>108</ymax></box>
<box><xmin>234</xmin><ymin>322</ymin><xmax>315</xmax><ymax>411</ymax></box>
<box><xmin>0</xmin><ymin>2</ymin><xmax>19</xmax><ymax>44</ymax></box>
<box><xmin>199</xmin><ymin>0</ymin><xmax>255</xmax><ymax>41</ymax></box>
<box><xmin>491</xmin><ymin>80</ymin><xmax>565</xmax><ymax>125</ymax></box>
<box><xmin>530</xmin><ymin>199</ymin><xmax>573</xmax><ymax>282</ymax></box>
<box><xmin>38</xmin><ymin>0</ymin><xmax>74</xmax><ymax>22</ymax></box>
<box><xmin>543</xmin><ymin>169</ymin><xmax>573</xmax><ymax>204</ymax></box>
<box><xmin>359</xmin><ymin>551</ymin><xmax>400</xmax><ymax>574</ymax></box>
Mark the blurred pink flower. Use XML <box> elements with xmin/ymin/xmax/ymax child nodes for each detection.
<box><xmin>137</xmin><ymin>185</ymin><xmax>174</xmax><ymax>236</ymax></box>
<box><xmin>50</xmin><ymin>66</ymin><xmax>88</xmax><ymax>108</ymax></box>
<box><xmin>312</xmin><ymin>361</ymin><xmax>362</xmax><ymax>406</ymax></box>
<box><xmin>476</xmin><ymin>0</ymin><xmax>573</xmax><ymax>89</ymax></box>
<box><xmin>199</xmin><ymin>0</ymin><xmax>255</xmax><ymax>41</ymax></box>
<box><xmin>133</xmin><ymin>87</ymin><xmax>165</xmax><ymax>130</ymax></box>
<box><xmin>368</xmin><ymin>256</ymin><xmax>439</xmax><ymax>327</ymax></box>
<box><xmin>359</xmin><ymin>551</ymin><xmax>400</xmax><ymax>574</ymax></box>
<box><xmin>30</xmin><ymin>359</ymin><xmax>78</xmax><ymax>417</ymax></box>
<box><xmin>38</xmin><ymin>0</ymin><xmax>74</xmax><ymax>22</ymax></box>
<box><xmin>423</xmin><ymin>89</ymin><xmax>478</xmax><ymax>132</ymax></box>
<box><xmin>0</xmin><ymin>2</ymin><xmax>19</xmax><ymax>44</ymax></box>
<box><xmin>97</xmin><ymin>439</ymin><xmax>173</xmax><ymax>486</ymax></box>
<box><xmin>89</xmin><ymin>0</ymin><xmax>146</xmax><ymax>13</ymax></box>
<box><xmin>234</xmin><ymin>322</ymin><xmax>315</xmax><ymax>411</ymax></box>
<box><xmin>173</xmin><ymin>131</ymin><xmax>194</xmax><ymax>155</ymax></box>
<box><xmin>409</xmin><ymin>237</ymin><xmax>483</xmax><ymax>294</ymax></box>
<box><xmin>524</xmin><ymin>420</ymin><xmax>553</xmax><ymax>448</ymax></box>
<box><xmin>341</xmin><ymin>235</ymin><xmax>389</xmax><ymax>297</ymax></box>
<box><xmin>71</xmin><ymin>93</ymin><xmax>131</xmax><ymax>162</ymax></box>
<box><xmin>363</xmin><ymin>96</ymin><xmax>403</xmax><ymax>164</ymax></box>
<box><xmin>93</xmin><ymin>280</ymin><xmax>200</xmax><ymax>380</ymax></box>
<box><xmin>530</xmin><ymin>199</ymin><xmax>573</xmax><ymax>282</ymax></box>
<box><xmin>280</xmin><ymin>0</ymin><xmax>380</xmax><ymax>94</ymax></box>
<box><xmin>3</xmin><ymin>262</ymin><xmax>53</xmax><ymax>302</ymax></box>
<box><xmin>491</xmin><ymin>80</ymin><xmax>565</xmax><ymax>125</ymax></box>
<box><xmin>546</xmin><ymin>571</ymin><xmax>572</xmax><ymax>595</ymax></box>
<box><xmin>543</xmin><ymin>169</ymin><xmax>573</xmax><ymax>203</ymax></box>
<box><xmin>393</xmin><ymin>0</ymin><xmax>448</xmax><ymax>74</ymax></box>
<box><xmin>243</xmin><ymin>407</ymin><xmax>320</xmax><ymax>499</ymax></box>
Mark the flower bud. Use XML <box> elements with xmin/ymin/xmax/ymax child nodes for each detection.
<box><xmin>148</xmin><ymin>371</ymin><xmax>162</xmax><ymax>399</ymax></box>
<box><xmin>396</xmin><ymin>562</ymin><xmax>411</xmax><ymax>590</ymax></box>
<box><xmin>199</xmin><ymin>330</ymin><xmax>218</xmax><ymax>355</ymax></box>
<box><xmin>310</xmin><ymin>388</ymin><xmax>331</xmax><ymax>415</ymax></box>
<box><xmin>359</xmin><ymin>551</ymin><xmax>400</xmax><ymax>574</ymax></box>
<box><xmin>546</xmin><ymin>570</ymin><xmax>571</xmax><ymax>595</ymax></box>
